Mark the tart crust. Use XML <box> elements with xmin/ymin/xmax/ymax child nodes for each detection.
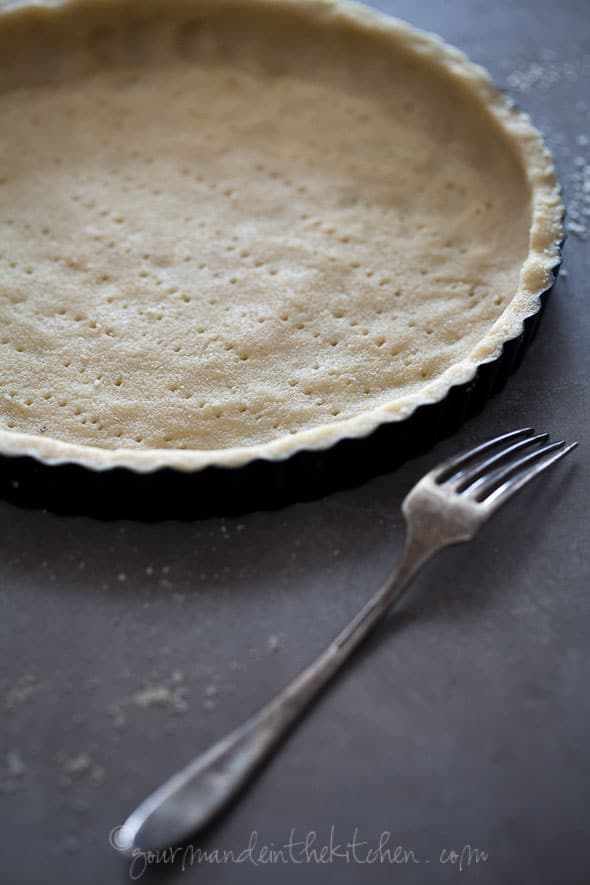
<box><xmin>0</xmin><ymin>0</ymin><xmax>563</xmax><ymax>473</ymax></box>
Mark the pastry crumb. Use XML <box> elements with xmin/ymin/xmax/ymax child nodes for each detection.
<box><xmin>267</xmin><ymin>635</ymin><xmax>281</xmax><ymax>654</ymax></box>
<box><xmin>5</xmin><ymin>672</ymin><xmax>38</xmax><ymax>710</ymax></box>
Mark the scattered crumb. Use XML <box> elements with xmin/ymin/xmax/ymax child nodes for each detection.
<box><xmin>6</xmin><ymin>751</ymin><xmax>26</xmax><ymax>778</ymax></box>
<box><xmin>203</xmin><ymin>683</ymin><xmax>217</xmax><ymax>698</ymax></box>
<box><xmin>505</xmin><ymin>58</ymin><xmax>585</xmax><ymax>93</ymax></box>
<box><xmin>109</xmin><ymin>704</ymin><xmax>126</xmax><ymax>729</ymax></box>
<box><xmin>567</xmin><ymin>153</ymin><xmax>590</xmax><ymax>239</ymax></box>
<box><xmin>110</xmin><ymin>672</ymin><xmax>189</xmax><ymax>718</ymax></box>
<box><xmin>133</xmin><ymin>686</ymin><xmax>174</xmax><ymax>707</ymax></box>
<box><xmin>117</xmin><ymin>572</ymin><xmax>127</xmax><ymax>583</ymax></box>
<box><xmin>62</xmin><ymin>752</ymin><xmax>92</xmax><ymax>776</ymax></box>
<box><xmin>145</xmin><ymin>565</ymin><xmax>154</xmax><ymax>576</ymax></box>
<box><xmin>5</xmin><ymin>672</ymin><xmax>38</xmax><ymax>710</ymax></box>
<box><xmin>59</xmin><ymin>752</ymin><xmax>104</xmax><ymax>784</ymax></box>
<box><xmin>267</xmin><ymin>635</ymin><xmax>281</xmax><ymax>654</ymax></box>
<box><xmin>502</xmin><ymin>54</ymin><xmax>590</xmax><ymax>239</ymax></box>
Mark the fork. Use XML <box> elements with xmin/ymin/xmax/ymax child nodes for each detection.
<box><xmin>114</xmin><ymin>428</ymin><xmax>577</xmax><ymax>856</ymax></box>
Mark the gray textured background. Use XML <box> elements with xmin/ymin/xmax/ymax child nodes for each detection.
<box><xmin>1</xmin><ymin>1</ymin><xmax>589</xmax><ymax>883</ymax></box>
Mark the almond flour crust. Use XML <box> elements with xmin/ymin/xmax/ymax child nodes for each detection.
<box><xmin>0</xmin><ymin>0</ymin><xmax>563</xmax><ymax>472</ymax></box>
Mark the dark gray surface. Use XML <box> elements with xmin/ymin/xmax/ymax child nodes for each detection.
<box><xmin>1</xmin><ymin>1</ymin><xmax>589</xmax><ymax>883</ymax></box>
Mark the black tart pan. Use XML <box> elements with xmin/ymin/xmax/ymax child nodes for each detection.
<box><xmin>0</xmin><ymin>260</ymin><xmax>561</xmax><ymax>521</ymax></box>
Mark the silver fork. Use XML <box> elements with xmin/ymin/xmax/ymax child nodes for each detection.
<box><xmin>114</xmin><ymin>428</ymin><xmax>577</xmax><ymax>857</ymax></box>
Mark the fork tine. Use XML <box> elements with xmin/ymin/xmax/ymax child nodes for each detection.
<box><xmin>434</xmin><ymin>427</ymin><xmax>534</xmax><ymax>483</ymax></box>
<box><xmin>455</xmin><ymin>432</ymin><xmax>549</xmax><ymax>491</ymax></box>
<box><xmin>472</xmin><ymin>441</ymin><xmax>578</xmax><ymax>507</ymax></box>
<box><xmin>468</xmin><ymin>440</ymin><xmax>565</xmax><ymax>498</ymax></box>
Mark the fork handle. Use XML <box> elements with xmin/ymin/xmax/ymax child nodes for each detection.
<box><xmin>117</xmin><ymin>534</ymin><xmax>434</xmax><ymax>855</ymax></box>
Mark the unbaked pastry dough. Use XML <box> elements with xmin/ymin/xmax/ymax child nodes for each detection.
<box><xmin>0</xmin><ymin>0</ymin><xmax>563</xmax><ymax>471</ymax></box>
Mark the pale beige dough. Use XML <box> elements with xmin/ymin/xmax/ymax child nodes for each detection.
<box><xmin>0</xmin><ymin>0</ymin><xmax>562</xmax><ymax>470</ymax></box>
